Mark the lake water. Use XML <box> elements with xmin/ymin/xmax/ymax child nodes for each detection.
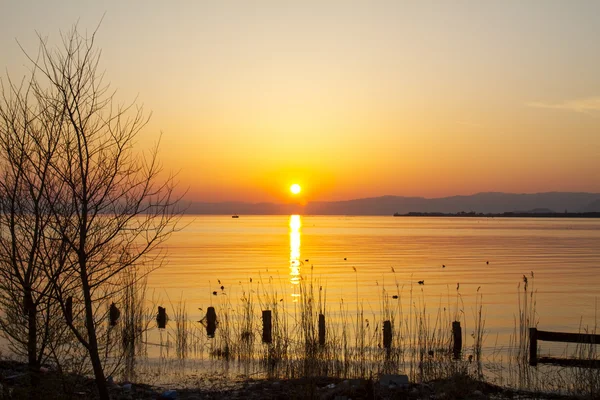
<box><xmin>149</xmin><ymin>215</ymin><xmax>600</xmax><ymax>356</ymax></box>
<box><xmin>1</xmin><ymin>214</ymin><xmax>597</xmax><ymax>389</ymax></box>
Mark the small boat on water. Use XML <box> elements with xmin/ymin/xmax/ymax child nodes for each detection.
<box><xmin>232</xmin><ymin>215</ymin><xmax>239</xmax><ymax>218</ymax></box>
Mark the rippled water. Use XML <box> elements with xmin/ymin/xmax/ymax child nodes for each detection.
<box><xmin>150</xmin><ymin>215</ymin><xmax>600</xmax><ymax>351</ymax></box>
<box><xmin>1</xmin><ymin>214</ymin><xmax>597</xmax><ymax>389</ymax></box>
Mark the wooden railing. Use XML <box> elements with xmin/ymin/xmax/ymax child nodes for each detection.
<box><xmin>529</xmin><ymin>327</ymin><xmax>600</xmax><ymax>368</ymax></box>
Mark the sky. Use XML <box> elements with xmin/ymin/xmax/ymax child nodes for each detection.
<box><xmin>1</xmin><ymin>1</ymin><xmax>599</xmax><ymax>203</ymax></box>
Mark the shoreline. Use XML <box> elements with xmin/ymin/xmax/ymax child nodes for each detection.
<box><xmin>0</xmin><ymin>359</ymin><xmax>580</xmax><ymax>400</ymax></box>
<box><xmin>394</xmin><ymin>212</ymin><xmax>600</xmax><ymax>218</ymax></box>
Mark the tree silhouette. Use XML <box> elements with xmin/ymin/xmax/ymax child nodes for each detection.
<box><xmin>0</xmin><ymin>23</ymin><xmax>180</xmax><ymax>399</ymax></box>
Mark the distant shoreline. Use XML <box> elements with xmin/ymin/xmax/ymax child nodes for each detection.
<box><xmin>394</xmin><ymin>211</ymin><xmax>600</xmax><ymax>218</ymax></box>
<box><xmin>183</xmin><ymin>192</ymin><xmax>600</xmax><ymax>215</ymax></box>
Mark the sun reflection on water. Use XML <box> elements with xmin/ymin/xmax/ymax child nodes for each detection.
<box><xmin>289</xmin><ymin>215</ymin><xmax>301</xmax><ymax>297</ymax></box>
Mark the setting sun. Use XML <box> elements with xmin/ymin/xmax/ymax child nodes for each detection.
<box><xmin>290</xmin><ymin>184</ymin><xmax>301</xmax><ymax>195</ymax></box>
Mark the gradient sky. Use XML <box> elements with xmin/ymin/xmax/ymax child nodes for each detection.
<box><xmin>2</xmin><ymin>1</ymin><xmax>599</xmax><ymax>202</ymax></box>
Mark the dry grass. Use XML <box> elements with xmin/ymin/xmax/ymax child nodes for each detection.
<box><xmin>104</xmin><ymin>269</ymin><xmax>600</xmax><ymax>400</ymax></box>
<box><xmin>131</xmin><ymin>267</ymin><xmax>485</xmax><ymax>384</ymax></box>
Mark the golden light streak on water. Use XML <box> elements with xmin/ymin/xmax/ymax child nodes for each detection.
<box><xmin>289</xmin><ymin>215</ymin><xmax>301</xmax><ymax>297</ymax></box>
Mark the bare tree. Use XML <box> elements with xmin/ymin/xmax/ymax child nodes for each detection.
<box><xmin>0</xmin><ymin>70</ymin><xmax>69</xmax><ymax>373</ymax></box>
<box><xmin>0</xmin><ymin>24</ymin><xmax>180</xmax><ymax>399</ymax></box>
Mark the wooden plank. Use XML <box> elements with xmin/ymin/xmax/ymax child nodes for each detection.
<box><xmin>538</xmin><ymin>357</ymin><xmax>600</xmax><ymax>369</ymax></box>
<box><xmin>537</xmin><ymin>330</ymin><xmax>600</xmax><ymax>345</ymax></box>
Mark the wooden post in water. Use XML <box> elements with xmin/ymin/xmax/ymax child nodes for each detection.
<box><xmin>157</xmin><ymin>306</ymin><xmax>167</xmax><ymax>329</ymax></box>
<box><xmin>383</xmin><ymin>320</ymin><xmax>392</xmax><ymax>351</ymax></box>
<box><xmin>529</xmin><ymin>327</ymin><xmax>538</xmax><ymax>366</ymax></box>
<box><xmin>65</xmin><ymin>296</ymin><xmax>73</xmax><ymax>325</ymax></box>
<box><xmin>109</xmin><ymin>303</ymin><xmax>120</xmax><ymax>327</ymax></box>
<box><xmin>452</xmin><ymin>321</ymin><xmax>462</xmax><ymax>360</ymax></box>
<box><xmin>318</xmin><ymin>314</ymin><xmax>326</xmax><ymax>347</ymax></box>
<box><xmin>262</xmin><ymin>310</ymin><xmax>272</xmax><ymax>344</ymax></box>
<box><xmin>206</xmin><ymin>307</ymin><xmax>217</xmax><ymax>337</ymax></box>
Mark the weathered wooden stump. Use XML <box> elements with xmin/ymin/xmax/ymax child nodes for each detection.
<box><xmin>206</xmin><ymin>306</ymin><xmax>217</xmax><ymax>337</ymax></box>
<box><xmin>65</xmin><ymin>296</ymin><xmax>73</xmax><ymax>325</ymax></box>
<box><xmin>109</xmin><ymin>303</ymin><xmax>120</xmax><ymax>326</ymax></box>
<box><xmin>383</xmin><ymin>320</ymin><xmax>392</xmax><ymax>351</ymax></box>
<box><xmin>318</xmin><ymin>314</ymin><xmax>326</xmax><ymax>346</ymax></box>
<box><xmin>262</xmin><ymin>310</ymin><xmax>272</xmax><ymax>344</ymax></box>
<box><xmin>452</xmin><ymin>321</ymin><xmax>462</xmax><ymax>359</ymax></box>
<box><xmin>157</xmin><ymin>306</ymin><xmax>167</xmax><ymax>329</ymax></box>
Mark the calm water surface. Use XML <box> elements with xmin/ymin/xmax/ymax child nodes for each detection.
<box><xmin>150</xmin><ymin>215</ymin><xmax>600</xmax><ymax>348</ymax></box>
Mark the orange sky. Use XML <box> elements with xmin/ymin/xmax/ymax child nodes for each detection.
<box><xmin>2</xmin><ymin>1</ymin><xmax>599</xmax><ymax>202</ymax></box>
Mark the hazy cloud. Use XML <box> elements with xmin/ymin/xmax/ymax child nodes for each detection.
<box><xmin>527</xmin><ymin>97</ymin><xmax>600</xmax><ymax>114</ymax></box>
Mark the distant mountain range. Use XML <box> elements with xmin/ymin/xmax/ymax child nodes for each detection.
<box><xmin>182</xmin><ymin>192</ymin><xmax>600</xmax><ymax>215</ymax></box>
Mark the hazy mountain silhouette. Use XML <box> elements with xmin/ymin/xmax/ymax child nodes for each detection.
<box><xmin>184</xmin><ymin>192</ymin><xmax>600</xmax><ymax>215</ymax></box>
<box><xmin>581</xmin><ymin>198</ymin><xmax>600</xmax><ymax>212</ymax></box>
